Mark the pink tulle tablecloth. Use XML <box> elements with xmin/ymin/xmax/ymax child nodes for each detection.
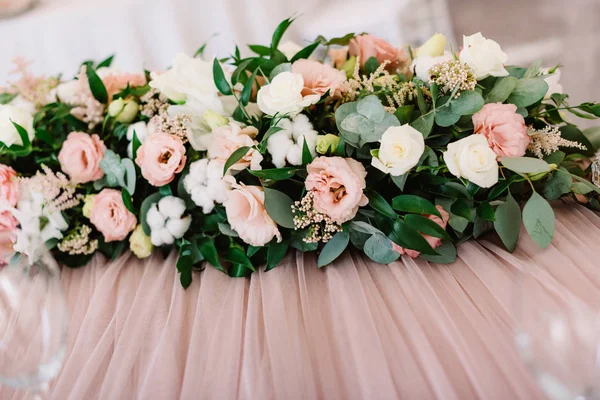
<box><xmin>2</xmin><ymin>203</ymin><xmax>600</xmax><ymax>399</ymax></box>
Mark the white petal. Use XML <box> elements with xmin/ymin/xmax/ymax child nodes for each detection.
<box><xmin>166</xmin><ymin>216</ymin><xmax>192</xmax><ymax>239</ymax></box>
<box><xmin>158</xmin><ymin>196</ymin><xmax>186</xmax><ymax>219</ymax></box>
<box><xmin>146</xmin><ymin>204</ymin><xmax>166</xmax><ymax>229</ymax></box>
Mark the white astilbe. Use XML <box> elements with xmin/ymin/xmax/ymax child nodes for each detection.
<box><xmin>183</xmin><ymin>159</ymin><xmax>231</xmax><ymax>214</ymax></box>
<box><xmin>527</xmin><ymin>125</ymin><xmax>586</xmax><ymax>159</ymax></box>
<box><xmin>267</xmin><ymin>114</ymin><xmax>318</xmax><ymax>168</ymax></box>
<box><xmin>146</xmin><ymin>196</ymin><xmax>192</xmax><ymax>246</ymax></box>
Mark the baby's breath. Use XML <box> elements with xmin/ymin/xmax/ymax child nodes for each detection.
<box><xmin>292</xmin><ymin>192</ymin><xmax>342</xmax><ymax>243</ymax></box>
<box><xmin>428</xmin><ymin>60</ymin><xmax>477</xmax><ymax>97</ymax></box>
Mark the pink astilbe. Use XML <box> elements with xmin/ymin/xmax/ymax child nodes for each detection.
<box><xmin>1</xmin><ymin>57</ymin><xmax>58</xmax><ymax>108</ymax></box>
<box><xmin>68</xmin><ymin>66</ymin><xmax>106</xmax><ymax>129</ymax></box>
<box><xmin>21</xmin><ymin>165</ymin><xmax>83</xmax><ymax>212</ymax></box>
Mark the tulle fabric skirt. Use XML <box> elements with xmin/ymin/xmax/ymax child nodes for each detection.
<box><xmin>2</xmin><ymin>203</ymin><xmax>600</xmax><ymax>399</ymax></box>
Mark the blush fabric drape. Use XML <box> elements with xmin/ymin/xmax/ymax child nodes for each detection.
<box><xmin>2</xmin><ymin>203</ymin><xmax>600</xmax><ymax>399</ymax></box>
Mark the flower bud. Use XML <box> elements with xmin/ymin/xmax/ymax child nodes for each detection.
<box><xmin>416</xmin><ymin>33</ymin><xmax>447</xmax><ymax>58</ymax></box>
<box><xmin>108</xmin><ymin>98</ymin><xmax>139</xmax><ymax>124</ymax></box>
<box><xmin>129</xmin><ymin>224</ymin><xmax>153</xmax><ymax>258</ymax></box>
<box><xmin>315</xmin><ymin>134</ymin><xmax>341</xmax><ymax>155</ymax></box>
<box><xmin>200</xmin><ymin>109</ymin><xmax>229</xmax><ymax>131</ymax></box>
<box><xmin>341</xmin><ymin>56</ymin><xmax>357</xmax><ymax>79</ymax></box>
<box><xmin>82</xmin><ymin>194</ymin><xmax>96</xmax><ymax>218</ymax></box>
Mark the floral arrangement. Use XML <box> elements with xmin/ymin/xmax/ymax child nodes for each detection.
<box><xmin>1</xmin><ymin>19</ymin><xmax>599</xmax><ymax>286</ymax></box>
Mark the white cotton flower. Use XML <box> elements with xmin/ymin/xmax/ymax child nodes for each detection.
<box><xmin>443</xmin><ymin>135</ymin><xmax>499</xmax><ymax>188</ymax></box>
<box><xmin>184</xmin><ymin>159</ymin><xmax>232</xmax><ymax>214</ymax></box>
<box><xmin>411</xmin><ymin>52</ymin><xmax>453</xmax><ymax>82</ymax></box>
<box><xmin>542</xmin><ymin>68</ymin><xmax>563</xmax><ymax>100</ymax></box>
<box><xmin>257</xmin><ymin>72</ymin><xmax>320</xmax><ymax>117</ymax></box>
<box><xmin>267</xmin><ymin>114</ymin><xmax>318</xmax><ymax>168</ymax></box>
<box><xmin>146</xmin><ymin>196</ymin><xmax>192</xmax><ymax>247</ymax></box>
<box><xmin>459</xmin><ymin>33</ymin><xmax>508</xmax><ymax>80</ymax></box>
<box><xmin>126</xmin><ymin>121</ymin><xmax>150</xmax><ymax>158</ymax></box>
<box><xmin>371</xmin><ymin>125</ymin><xmax>425</xmax><ymax>176</ymax></box>
<box><xmin>0</xmin><ymin>105</ymin><xmax>34</xmax><ymax>147</ymax></box>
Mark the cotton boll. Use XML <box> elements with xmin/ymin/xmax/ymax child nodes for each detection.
<box><xmin>146</xmin><ymin>205</ymin><xmax>166</xmax><ymax>229</ymax></box>
<box><xmin>158</xmin><ymin>196</ymin><xmax>186</xmax><ymax>219</ymax></box>
<box><xmin>267</xmin><ymin>131</ymin><xmax>295</xmax><ymax>168</ymax></box>
<box><xmin>166</xmin><ymin>215</ymin><xmax>191</xmax><ymax>238</ymax></box>
<box><xmin>184</xmin><ymin>159</ymin><xmax>232</xmax><ymax>213</ymax></box>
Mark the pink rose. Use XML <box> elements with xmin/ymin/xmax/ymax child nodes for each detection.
<box><xmin>0</xmin><ymin>164</ymin><xmax>19</xmax><ymax>208</ymax></box>
<box><xmin>473</xmin><ymin>103</ymin><xmax>529</xmax><ymax>157</ymax></box>
<box><xmin>206</xmin><ymin>122</ymin><xmax>262</xmax><ymax>171</ymax></box>
<box><xmin>349</xmin><ymin>34</ymin><xmax>401</xmax><ymax>70</ymax></box>
<box><xmin>291</xmin><ymin>59</ymin><xmax>347</xmax><ymax>98</ymax></box>
<box><xmin>394</xmin><ymin>205</ymin><xmax>450</xmax><ymax>258</ymax></box>
<box><xmin>224</xmin><ymin>180</ymin><xmax>281</xmax><ymax>247</ymax></box>
<box><xmin>90</xmin><ymin>189</ymin><xmax>137</xmax><ymax>242</ymax></box>
<box><xmin>58</xmin><ymin>132</ymin><xmax>106</xmax><ymax>184</ymax></box>
<box><xmin>305</xmin><ymin>156</ymin><xmax>368</xmax><ymax>223</ymax></box>
<box><xmin>328</xmin><ymin>46</ymin><xmax>349</xmax><ymax>69</ymax></box>
<box><xmin>136</xmin><ymin>133</ymin><xmax>186</xmax><ymax>186</ymax></box>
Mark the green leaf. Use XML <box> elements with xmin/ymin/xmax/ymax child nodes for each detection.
<box><xmin>132</xmin><ymin>130</ymin><xmax>142</xmax><ymax>161</ymax></box>
<box><xmin>365</xmin><ymin>190</ymin><xmax>396</xmax><ymax>219</ymax></box>
<box><xmin>434</xmin><ymin>106</ymin><xmax>461</xmax><ymax>127</ymax></box>
<box><xmin>225</xmin><ymin>246</ymin><xmax>255</xmax><ymax>272</ymax></box>
<box><xmin>11</xmin><ymin>121</ymin><xmax>31</xmax><ymax>149</ymax></box>
<box><xmin>363</xmin><ymin>233</ymin><xmax>400</xmax><ymax>264</ymax></box>
<box><xmin>476</xmin><ymin>202</ymin><xmax>495</xmax><ymax>221</ymax></box>
<box><xmin>97</xmin><ymin>54</ymin><xmax>115</xmax><ymax>68</ymax></box>
<box><xmin>392</xmin><ymin>195</ymin><xmax>441</xmax><ymax>217</ymax></box>
<box><xmin>302</xmin><ymin>138</ymin><xmax>313</xmax><ymax>165</ymax></box>
<box><xmin>0</xmin><ymin>93</ymin><xmax>17</xmax><ymax>105</ymax></box>
<box><xmin>317</xmin><ymin>231</ymin><xmax>349</xmax><ymax>267</ymax></box>
<box><xmin>543</xmin><ymin>150</ymin><xmax>566</xmax><ymax>166</ymax></box>
<box><xmin>248</xmin><ymin>44</ymin><xmax>271</xmax><ymax>56</ymax></box>
<box><xmin>198</xmin><ymin>237</ymin><xmax>225</xmax><ymax>272</ymax></box>
<box><xmin>522</xmin><ymin>191</ymin><xmax>555</xmax><ymax>249</ymax></box>
<box><xmin>450</xmin><ymin>199</ymin><xmax>473</xmax><ymax>221</ymax></box>
<box><xmin>316</xmin><ymin>33</ymin><xmax>355</xmax><ymax>46</ymax></box>
<box><xmin>391</xmin><ymin>174</ymin><xmax>408</xmax><ymax>191</ymax></box>
<box><xmin>140</xmin><ymin>193</ymin><xmax>163</xmax><ymax>235</ymax></box>
<box><xmin>265</xmin><ymin>240</ymin><xmax>288</xmax><ymax>271</ymax></box>
<box><xmin>500</xmin><ymin>157</ymin><xmax>550</xmax><ymax>174</ymax></box>
<box><xmin>364</xmin><ymin>57</ymin><xmax>380</xmax><ymax>75</ymax></box>
<box><xmin>419</xmin><ymin>241</ymin><xmax>457</xmax><ymax>264</ymax></box>
<box><xmin>218</xmin><ymin>222</ymin><xmax>238</xmax><ymax>237</ymax></box>
<box><xmin>177</xmin><ymin>245</ymin><xmax>193</xmax><ymax>288</ymax></box>
<box><xmin>159</xmin><ymin>184</ymin><xmax>172</xmax><ymax>196</ymax></box>
<box><xmin>85</xmin><ymin>66</ymin><xmax>108</xmax><ymax>104</ymax></box>
<box><xmin>34</xmin><ymin>129</ymin><xmax>53</xmax><ymax>147</ymax></box>
<box><xmin>269</xmin><ymin>62</ymin><xmax>292</xmax><ymax>80</ymax></box>
<box><xmin>524</xmin><ymin>59</ymin><xmax>543</xmax><ymax>78</ymax></box>
<box><xmin>271</xmin><ymin>17</ymin><xmax>295</xmax><ymax>53</ymax></box>
<box><xmin>357</xmin><ymin>95</ymin><xmax>386</xmax><ymax>123</ymax></box>
<box><xmin>263</xmin><ymin>187</ymin><xmax>295</xmax><ymax>229</ymax></box>
<box><xmin>212</xmin><ymin>58</ymin><xmax>232</xmax><ymax>96</ymax></box>
<box><xmin>249</xmin><ymin>167</ymin><xmax>297</xmax><ymax>180</ymax></box>
<box><xmin>394</xmin><ymin>105</ymin><xmax>414</xmax><ymax>124</ymax></box>
<box><xmin>506</xmin><ymin>78</ymin><xmax>549</xmax><ymax>108</ymax></box>
<box><xmin>493</xmin><ymin>193</ymin><xmax>521</xmax><ymax>252</ymax></box>
<box><xmin>411</xmin><ymin>113</ymin><xmax>434</xmax><ymax>138</ymax></box>
<box><xmin>290</xmin><ymin>42</ymin><xmax>320</xmax><ymax>63</ymax></box>
<box><xmin>240</xmin><ymin>68</ymin><xmax>258</xmax><ymax>106</ymax></box>
<box><xmin>404</xmin><ymin>214</ymin><xmax>451</xmax><ymax>240</ymax></box>
<box><xmin>560</xmin><ymin>125</ymin><xmax>595</xmax><ymax>155</ymax></box>
<box><xmin>349</xmin><ymin>221</ymin><xmax>385</xmax><ymax>236</ymax></box>
<box><xmin>223</xmin><ymin>146</ymin><xmax>251</xmax><ymax>175</ymax></box>
<box><xmin>122</xmin><ymin>158</ymin><xmax>137</xmax><ymax>195</ymax></box>
<box><xmin>390</xmin><ymin>219</ymin><xmax>438</xmax><ymax>256</ymax></box>
<box><xmin>416</xmin><ymin>83</ymin><xmax>427</xmax><ymax>114</ymax></box>
<box><xmin>121</xmin><ymin>188</ymin><xmax>135</xmax><ymax>213</ymax></box>
<box><xmin>543</xmin><ymin>168</ymin><xmax>572</xmax><ymax>200</ymax></box>
<box><xmin>583</xmin><ymin>127</ymin><xmax>600</xmax><ymax>151</ymax></box>
<box><xmin>486</xmin><ymin>76</ymin><xmax>518</xmax><ymax>103</ymax></box>
<box><xmin>450</xmin><ymin>90</ymin><xmax>484</xmax><ymax>115</ymax></box>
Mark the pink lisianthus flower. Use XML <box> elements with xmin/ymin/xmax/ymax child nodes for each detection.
<box><xmin>58</xmin><ymin>132</ymin><xmax>106</xmax><ymax>184</ymax></box>
<box><xmin>394</xmin><ymin>205</ymin><xmax>450</xmax><ymax>258</ymax></box>
<box><xmin>473</xmin><ymin>103</ymin><xmax>529</xmax><ymax>158</ymax></box>
<box><xmin>291</xmin><ymin>59</ymin><xmax>347</xmax><ymax>97</ymax></box>
<box><xmin>90</xmin><ymin>189</ymin><xmax>137</xmax><ymax>242</ymax></box>
<box><xmin>136</xmin><ymin>133</ymin><xmax>187</xmax><ymax>187</ymax></box>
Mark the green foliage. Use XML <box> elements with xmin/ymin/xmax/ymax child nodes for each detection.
<box><xmin>392</xmin><ymin>195</ymin><xmax>441</xmax><ymax>217</ymax></box>
<box><xmin>317</xmin><ymin>231</ymin><xmax>349</xmax><ymax>267</ymax></box>
<box><xmin>263</xmin><ymin>187</ymin><xmax>295</xmax><ymax>229</ymax></box>
<box><xmin>523</xmin><ymin>192</ymin><xmax>555</xmax><ymax>248</ymax></box>
<box><xmin>335</xmin><ymin>96</ymin><xmax>400</xmax><ymax>147</ymax></box>
<box><xmin>363</xmin><ymin>233</ymin><xmax>400</xmax><ymax>264</ymax></box>
<box><xmin>85</xmin><ymin>66</ymin><xmax>108</xmax><ymax>104</ymax></box>
<box><xmin>506</xmin><ymin>78</ymin><xmax>548</xmax><ymax>107</ymax></box>
<box><xmin>493</xmin><ymin>193</ymin><xmax>521</xmax><ymax>252</ymax></box>
<box><xmin>212</xmin><ymin>58</ymin><xmax>232</xmax><ymax>96</ymax></box>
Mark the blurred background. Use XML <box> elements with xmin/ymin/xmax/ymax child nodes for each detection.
<box><xmin>0</xmin><ymin>0</ymin><xmax>598</xmax><ymax>106</ymax></box>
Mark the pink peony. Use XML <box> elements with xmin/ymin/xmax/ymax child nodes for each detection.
<box><xmin>58</xmin><ymin>132</ymin><xmax>106</xmax><ymax>184</ymax></box>
<box><xmin>206</xmin><ymin>122</ymin><xmax>262</xmax><ymax>171</ymax></box>
<box><xmin>0</xmin><ymin>164</ymin><xmax>19</xmax><ymax>208</ymax></box>
<box><xmin>473</xmin><ymin>103</ymin><xmax>529</xmax><ymax>157</ymax></box>
<box><xmin>291</xmin><ymin>59</ymin><xmax>347</xmax><ymax>97</ymax></box>
<box><xmin>224</xmin><ymin>180</ymin><xmax>281</xmax><ymax>247</ymax></box>
<box><xmin>305</xmin><ymin>156</ymin><xmax>368</xmax><ymax>223</ymax></box>
<box><xmin>395</xmin><ymin>205</ymin><xmax>450</xmax><ymax>258</ymax></box>
<box><xmin>136</xmin><ymin>133</ymin><xmax>186</xmax><ymax>186</ymax></box>
<box><xmin>349</xmin><ymin>34</ymin><xmax>401</xmax><ymax>69</ymax></box>
<box><xmin>90</xmin><ymin>189</ymin><xmax>137</xmax><ymax>242</ymax></box>
<box><xmin>328</xmin><ymin>46</ymin><xmax>349</xmax><ymax>69</ymax></box>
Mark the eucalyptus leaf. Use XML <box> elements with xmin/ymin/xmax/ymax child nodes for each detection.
<box><xmin>357</xmin><ymin>96</ymin><xmax>386</xmax><ymax>123</ymax></box>
<box><xmin>506</xmin><ymin>78</ymin><xmax>549</xmax><ymax>108</ymax></box>
<box><xmin>391</xmin><ymin>174</ymin><xmax>408</xmax><ymax>191</ymax></box>
<box><xmin>122</xmin><ymin>158</ymin><xmax>137</xmax><ymax>195</ymax></box>
<box><xmin>486</xmin><ymin>76</ymin><xmax>518</xmax><ymax>103</ymax></box>
<box><xmin>419</xmin><ymin>241</ymin><xmax>457</xmax><ymax>264</ymax></box>
<box><xmin>500</xmin><ymin>157</ymin><xmax>550</xmax><ymax>174</ymax></box>
<box><xmin>450</xmin><ymin>90</ymin><xmax>484</xmax><ymax>115</ymax></box>
<box><xmin>411</xmin><ymin>113</ymin><xmax>434</xmax><ymax>138</ymax></box>
<box><xmin>269</xmin><ymin>63</ymin><xmax>291</xmax><ymax>80</ymax></box>
<box><xmin>99</xmin><ymin>150</ymin><xmax>126</xmax><ymax>187</ymax></box>
<box><xmin>522</xmin><ymin>192</ymin><xmax>555</xmax><ymax>248</ymax></box>
<box><xmin>363</xmin><ymin>233</ymin><xmax>400</xmax><ymax>264</ymax></box>
<box><xmin>263</xmin><ymin>187</ymin><xmax>295</xmax><ymax>229</ymax></box>
<box><xmin>543</xmin><ymin>168</ymin><xmax>572</xmax><ymax>200</ymax></box>
<box><xmin>493</xmin><ymin>193</ymin><xmax>521</xmax><ymax>252</ymax></box>
<box><xmin>317</xmin><ymin>231</ymin><xmax>349</xmax><ymax>267</ymax></box>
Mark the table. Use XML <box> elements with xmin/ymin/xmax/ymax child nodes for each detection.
<box><xmin>2</xmin><ymin>203</ymin><xmax>598</xmax><ymax>399</ymax></box>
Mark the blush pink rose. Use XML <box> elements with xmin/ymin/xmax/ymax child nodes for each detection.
<box><xmin>90</xmin><ymin>189</ymin><xmax>137</xmax><ymax>242</ymax></box>
<box><xmin>136</xmin><ymin>133</ymin><xmax>186</xmax><ymax>186</ymax></box>
<box><xmin>305</xmin><ymin>156</ymin><xmax>368</xmax><ymax>223</ymax></box>
<box><xmin>206</xmin><ymin>122</ymin><xmax>262</xmax><ymax>171</ymax></box>
<box><xmin>473</xmin><ymin>103</ymin><xmax>529</xmax><ymax>157</ymax></box>
<box><xmin>0</xmin><ymin>164</ymin><xmax>19</xmax><ymax>208</ymax></box>
<box><xmin>394</xmin><ymin>205</ymin><xmax>450</xmax><ymax>259</ymax></box>
<box><xmin>349</xmin><ymin>34</ymin><xmax>401</xmax><ymax>70</ymax></box>
<box><xmin>58</xmin><ymin>132</ymin><xmax>106</xmax><ymax>184</ymax></box>
<box><xmin>292</xmin><ymin>59</ymin><xmax>347</xmax><ymax>97</ymax></box>
<box><xmin>224</xmin><ymin>180</ymin><xmax>281</xmax><ymax>247</ymax></box>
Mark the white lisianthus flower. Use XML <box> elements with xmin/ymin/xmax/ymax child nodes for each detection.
<box><xmin>126</xmin><ymin>121</ymin><xmax>150</xmax><ymax>158</ymax></box>
<box><xmin>267</xmin><ymin>114</ymin><xmax>318</xmax><ymax>168</ymax></box>
<box><xmin>371</xmin><ymin>125</ymin><xmax>425</xmax><ymax>176</ymax></box>
<box><xmin>459</xmin><ymin>33</ymin><xmax>508</xmax><ymax>80</ymax></box>
<box><xmin>146</xmin><ymin>196</ymin><xmax>192</xmax><ymax>247</ymax></box>
<box><xmin>257</xmin><ymin>72</ymin><xmax>320</xmax><ymax>117</ymax></box>
<box><xmin>278</xmin><ymin>40</ymin><xmax>303</xmax><ymax>60</ymax></box>
<box><xmin>411</xmin><ymin>52</ymin><xmax>453</xmax><ymax>82</ymax></box>
<box><xmin>183</xmin><ymin>159</ymin><xmax>232</xmax><ymax>213</ymax></box>
<box><xmin>542</xmin><ymin>68</ymin><xmax>563</xmax><ymax>100</ymax></box>
<box><xmin>0</xmin><ymin>105</ymin><xmax>34</xmax><ymax>147</ymax></box>
<box><xmin>443</xmin><ymin>135</ymin><xmax>499</xmax><ymax>188</ymax></box>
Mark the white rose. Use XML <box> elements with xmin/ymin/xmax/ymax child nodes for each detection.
<box><xmin>371</xmin><ymin>125</ymin><xmax>425</xmax><ymax>176</ymax></box>
<box><xmin>411</xmin><ymin>52</ymin><xmax>453</xmax><ymax>82</ymax></box>
<box><xmin>184</xmin><ymin>159</ymin><xmax>232</xmax><ymax>214</ymax></box>
<box><xmin>416</xmin><ymin>33</ymin><xmax>447</xmax><ymax>58</ymax></box>
<box><xmin>257</xmin><ymin>72</ymin><xmax>320</xmax><ymax>117</ymax></box>
<box><xmin>443</xmin><ymin>135</ymin><xmax>498</xmax><ymax>188</ymax></box>
<box><xmin>459</xmin><ymin>33</ymin><xmax>508</xmax><ymax>80</ymax></box>
<box><xmin>146</xmin><ymin>196</ymin><xmax>192</xmax><ymax>247</ymax></box>
<box><xmin>267</xmin><ymin>114</ymin><xmax>318</xmax><ymax>168</ymax></box>
<box><xmin>0</xmin><ymin>105</ymin><xmax>34</xmax><ymax>147</ymax></box>
<box><xmin>542</xmin><ymin>68</ymin><xmax>563</xmax><ymax>100</ymax></box>
<box><xmin>278</xmin><ymin>40</ymin><xmax>303</xmax><ymax>60</ymax></box>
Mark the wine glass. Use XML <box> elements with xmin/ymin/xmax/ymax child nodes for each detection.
<box><xmin>0</xmin><ymin>250</ymin><xmax>68</xmax><ymax>394</ymax></box>
<box><xmin>514</xmin><ymin>267</ymin><xmax>600</xmax><ymax>400</ymax></box>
